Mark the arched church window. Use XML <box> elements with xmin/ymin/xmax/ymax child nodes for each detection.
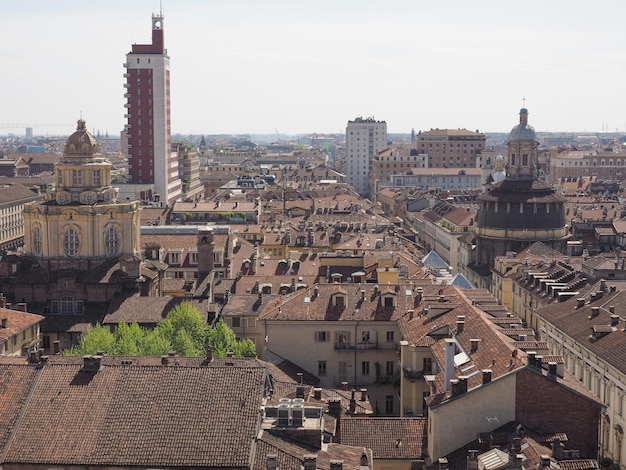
<box><xmin>105</xmin><ymin>227</ymin><xmax>119</xmax><ymax>256</ymax></box>
<box><xmin>64</xmin><ymin>229</ymin><xmax>79</xmax><ymax>257</ymax></box>
<box><xmin>33</xmin><ymin>227</ymin><xmax>42</xmax><ymax>255</ymax></box>
<box><xmin>511</xmin><ymin>154</ymin><xmax>516</xmax><ymax>166</ymax></box>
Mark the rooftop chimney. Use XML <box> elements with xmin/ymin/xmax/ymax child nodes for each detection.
<box><xmin>328</xmin><ymin>398</ymin><xmax>342</xmax><ymax>417</ymax></box>
<box><xmin>590</xmin><ymin>306</ymin><xmax>600</xmax><ymax>317</ymax></box>
<box><xmin>296</xmin><ymin>386</ymin><xmax>305</xmax><ymax>398</ymax></box>
<box><xmin>0</xmin><ymin>318</ymin><xmax>6</xmax><ymax>328</ymax></box>
<box><xmin>470</xmin><ymin>338</ymin><xmax>480</xmax><ymax>352</ymax></box>
<box><xmin>303</xmin><ymin>455</ymin><xmax>317</xmax><ymax>470</ymax></box>
<box><xmin>527</xmin><ymin>351</ymin><xmax>538</xmax><ymax>369</ymax></box>
<box><xmin>482</xmin><ymin>369</ymin><xmax>492</xmax><ymax>385</ymax></box>
<box><xmin>266</xmin><ymin>454</ymin><xmax>278</xmax><ymax>470</ymax></box>
<box><xmin>444</xmin><ymin>338</ymin><xmax>455</xmax><ymax>392</ymax></box>
<box><xmin>576</xmin><ymin>298</ymin><xmax>585</xmax><ymax>308</ymax></box>
<box><xmin>360</xmin><ymin>388</ymin><xmax>367</xmax><ymax>401</ymax></box>
<box><xmin>82</xmin><ymin>355</ymin><xmax>103</xmax><ymax>372</ymax></box>
<box><xmin>438</xmin><ymin>457</ymin><xmax>449</xmax><ymax>470</ymax></box>
<box><xmin>330</xmin><ymin>461</ymin><xmax>344</xmax><ymax>470</ymax></box>
<box><xmin>457</xmin><ymin>320</ymin><xmax>465</xmax><ymax>334</ymax></box>
<box><xmin>313</xmin><ymin>387</ymin><xmax>322</xmax><ymax>400</ymax></box>
<box><xmin>547</xmin><ymin>362</ymin><xmax>558</xmax><ymax>381</ymax></box>
<box><xmin>53</xmin><ymin>340</ymin><xmax>60</xmax><ymax>355</ymax></box>
<box><xmin>611</xmin><ymin>314</ymin><xmax>619</xmax><ymax>326</ymax></box>
<box><xmin>411</xmin><ymin>460</ymin><xmax>425</xmax><ymax>470</ymax></box>
<box><xmin>610</xmin><ymin>305</ymin><xmax>615</xmax><ymax>313</ymax></box>
<box><xmin>467</xmin><ymin>450</ymin><xmax>479</xmax><ymax>470</ymax></box>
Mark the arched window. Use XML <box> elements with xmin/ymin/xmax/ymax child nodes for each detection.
<box><xmin>64</xmin><ymin>229</ymin><xmax>79</xmax><ymax>257</ymax></box>
<box><xmin>33</xmin><ymin>227</ymin><xmax>42</xmax><ymax>255</ymax></box>
<box><xmin>105</xmin><ymin>227</ymin><xmax>119</xmax><ymax>256</ymax></box>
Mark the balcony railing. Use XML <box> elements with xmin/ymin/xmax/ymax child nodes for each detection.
<box><xmin>334</xmin><ymin>341</ymin><xmax>397</xmax><ymax>351</ymax></box>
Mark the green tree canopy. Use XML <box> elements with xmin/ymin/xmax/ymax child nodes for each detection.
<box><xmin>65</xmin><ymin>301</ymin><xmax>256</xmax><ymax>358</ymax></box>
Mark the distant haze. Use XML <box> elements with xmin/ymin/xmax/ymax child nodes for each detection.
<box><xmin>2</xmin><ymin>0</ymin><xmax>626</xmax><ymax>136</ymax></box>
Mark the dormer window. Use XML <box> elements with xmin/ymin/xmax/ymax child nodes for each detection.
<box><xmin>382</xmin><ymin>294</ymin><xmax>395</xmax><ymax>308</ymax></box>
<box><xmin>332</xmin><ymin>291</ymin><xmax>347</xmax><ymax>308</ymax></box>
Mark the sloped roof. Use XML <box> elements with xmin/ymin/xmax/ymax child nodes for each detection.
<box><xmin>0</xmin><ymin>360</ymin><xmax>267</xmax><ymax>468</ymax></box>
<box><xmin>422</xmin><ymin>250</ymin><xmax>449</xmax><ymax>270</ymax></box>
<box><xmin>448</xmin><ymin>272</ymin><xmax>475</xmax><ymax>289</ymax></box>
<box><xmin>341</xmin><ymin>417</ymin><xmax>427</xmax><ymax>459</ymax></box>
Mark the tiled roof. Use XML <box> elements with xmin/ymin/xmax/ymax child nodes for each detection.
<box><xmin>537</xmin><ymin>288</ymin><xmax>626</xmax><ymax>373</ymax></box>
<box><xmin>0</xmin><ymin>308</ymin><xmax>44</xmax><ymax>342</ymax></box>
<box><xmin>259</xmin><ymin>282</ymin><xmax>421</xmax><ymax>322</ymax></box>
<box><xmin>254</xmin><ymin>431</ymin><xmax>372</xmax><ymax>470</ymax></box>
<box><xmin>0</xmin><ymin>361</ymin><xmax>267</xmax><ymax>467</ymax></box>
<box><xmin>398</xmin><ymin>286</ymin><xmax>524</xmax><ymax>397</ymax></box>
<box><xmin>103</xmin><ymin>293</ymin><xmax>183</xmax><ymax>325</ymax></box>
<box><xmin>341</xmin><ymin>417</ymin><xmax>427</xmax><ymax>459</ymax></box>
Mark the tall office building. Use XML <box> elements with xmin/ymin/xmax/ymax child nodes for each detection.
<box><xmin>346</xmin><ymin>117</ymin><xmax>387</xmax><ymax>197</ymax></box>
<box><xmin>123</xmin><ymin>13</ymin><xmax>181</xmax><ymax>204</ymax></box>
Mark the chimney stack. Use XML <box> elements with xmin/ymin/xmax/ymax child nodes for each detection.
<box><xmin>547</xmin><ymin>362</ymin><xmax>558</xmax><ymax>381</ymax></box>
<box><xmin>590</xmin><ymin>306</ymin><xmax>600</xmax><ymax>317</ymax></box>
<box><xmin>457</xmin><ymin>320</ymin><xmax>465</xmax><ymax>334</ymax></box>
<box><xmin>296</xmin><ymin>386</ymin><xmax>305</xmax><ymax>399</ymax></box>
<box><xmin>527</xmin><ymin>351</ymin><xmax>537</xmax><ymax>369</ymax></box>
<box><xmin>444</xmin><ymin>338</ymin><xmax>455</xmax><ymax>392</ymax></box>
<box><xmin>360</xmin><ymin>388</ymin><xmax>367</xmax><ymax>401</ymax></box>
<box><xmin>82</xmin><ymin>355</ymin><xmax>102</xmax><ymax>371</ymax></box>
<box><xmin>470</xmin><ymin>338</ymin><xmax>480</xmax><ymax>352</ymax></box>
<box><xmin>482</xmin><ymin>369</ymin><xmax>492</xmax><ymax>385</ymax></box>
<box><xmin>609</xmin><ymin>305</ymin><xmax>615</xmax><ymax>313</ymax></box>
<box><xmin>53</xmin><ymin>340</ymin><xmax>61</xmax><ymax>355</ymax></box>
<box><xmin>330</xmin><ymin>461</ymin><xmax>344</xmax><ymax>470</ymax></box>
<box><xmin>411</xmin><ymin>460</ymin><xmax>425</xmax><ymax>470</ymax></box>
<box><xmin>577</xmin><ymin>298</ymin><xmax>585</xmax><ymax>308</ymax></box>
<box><xmin>467</xmin><ymin>450</ymin><xmax>479</xmax><ymax>470</ymax></box>
<box><xmin>303</xmin><ymin>455</ymin><xmax>317</xmax><ymax>470</ymax></box>
<box><xmin>266</xmin><ymin>454</ymin><xmax>278</xmax><ymax>470</ymax></box>
<box><xmin>313</xmin><ymin>387</ymin><xmax>322</xmax><ymax>400</ymax></box>
<box><xmin>17</xmin><ymin>303</ymin><xmax>27</xmax><ymax>312</ymax></box>
<box><xmin>328</xmin><ymin>398</ymin><xmax>342</xmax><ymax>417</ymax></box>
<box><xmin>349</xmin><ymin>389</ymin><xmax>356</xmax><ymax>414</ymax></box>
<box><xmin>611</xmin><ymin>314</ymin><xmax>619</xmax><ymax>326</ymax></box>
<box><xmin>0</xmin><ymin>318</ymin><xmax>6</xmax><ymax>328</ymax></box>
<box><xmin>438</xmin><ymin>457</ymin><xmax>449</xmax><ymax>470</ymax></box>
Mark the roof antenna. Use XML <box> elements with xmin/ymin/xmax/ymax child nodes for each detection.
<box><xmin>522</xmin><ymin>97</ymin><xmax>526</xmax><ymax>108</ymax></box>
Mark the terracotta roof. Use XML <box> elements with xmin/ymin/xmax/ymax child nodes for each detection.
<box><xmin>259</xmin><ymin>282</ymin><xmax>421</xmax><ymax>322</ymax></box>
<box><xmin>0</xmin><ymin>308</ymin><xmax>44</xmax><ymax>342</ymax></box>
<box><xmin>0</xmin><ymin>360</ymin><xmax>267</xmax><ymax>468</ymax></box>
<box><xmin>103</xmin><ymin>293</ymin><xmax>184</xmax><ymax>325</ymax></box>
<box><xmin>537</xmin><ymin>288</ymin><xmax>626</xmax><ymax>373</ymax></box>
<box><xmin>341</xmin><ymin>417</ymin><xmax>427</xmax><ymax>459</ymax></box>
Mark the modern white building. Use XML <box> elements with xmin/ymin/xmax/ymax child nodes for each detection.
<box><xmin>346</xmin><ymin>117</ymin><xmax>387</xmax><ymax>197</ymax></box>
<box><xmin>123</xmin><ymin>13</ymin><xmax>181</xmax><ymax>205</ymax></box>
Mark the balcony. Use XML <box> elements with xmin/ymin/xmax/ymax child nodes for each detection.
<box><xmin>124</xmin><ymin>114</ymin><xmax>131</xmax><ymax>119</ymax></box>
<box><xmin>334</xmin><ymin>341</ymin><xmax>396</xmax><ymax>351</ymax></box>
<box><xmin>124</xmin><ymin>103</ymin><xmax>131</xmax><ymax>108</ymax></box>
<box><xmin>124</xmin><ymin>93</ymin><xmax>131</xmax><ymax>98</ymax></box>
<box><xmin>123</xmin><ymin>74</ymin><xmax>130</xmax><ymax>79</ymax></box>
<box><xmin>402</xmin><ymin>367</ymin><xmax>426</xmax><ymax>382</ymax></box>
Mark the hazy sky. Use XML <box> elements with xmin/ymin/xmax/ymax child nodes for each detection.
<box><xmin>2</xmin><ymin>0</ymin><xmax>626</xmax><ymax>137</ymax></box>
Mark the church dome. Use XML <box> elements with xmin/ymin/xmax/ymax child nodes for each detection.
<box><xmin>508</xmin><ymin>107</ymin><xmax>536</xmax><ymax>142</ymax></box>
<box><xmin>64</xmin><ymin>119</ymin><xmax>101</xmax><ymax>156</ymax></box>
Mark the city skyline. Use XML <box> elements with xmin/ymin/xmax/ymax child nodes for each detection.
<box><xmin>2</xmin><ymin>0</ymin><xmax>626</xmax><ymax>137</ymax></box>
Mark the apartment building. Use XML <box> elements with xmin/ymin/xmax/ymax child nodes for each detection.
<box><xmin>346</xmin><ymin>117</ymin><xmax>387</xmax><ymax>197</ymax></box>
<box><xmin>416</xmin><ymin>128</ymin><xmax>485</xmax><ymax>168</ymax></box>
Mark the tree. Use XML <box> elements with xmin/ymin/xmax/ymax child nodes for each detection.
<box><xmin>67</xmin><ymin>323</ymin><xmax>115</xmax><ymax>356</ymax></box>
<box><xmin>64</xmin><ymin>301</ymin><xmax>256</xmax><ymax>358</ymax></box>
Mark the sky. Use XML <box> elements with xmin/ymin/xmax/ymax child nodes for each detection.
<box><xmin>2</xmin><ymin>0</ymin><xmax>626</xmax><ymax>137</ymax></box>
